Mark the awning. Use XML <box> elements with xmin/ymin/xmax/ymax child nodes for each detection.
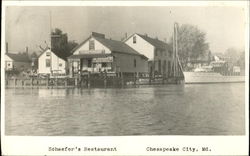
<box><xmin>68</xmin><ymin>53</ymin><xmax>112</xmax><ymax>59</ymax></box>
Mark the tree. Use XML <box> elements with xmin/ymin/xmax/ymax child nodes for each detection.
<box><xmin>237</xmin><ymin>51</ymin><xmax>245</xmax><ymax>68</ymax></box>
<box><xmin>169</xmin><ymin>24</ymin><xmax>209</xmax><ymax>68</ymax></box>
<box><xmin>224</xmin><ymin>48</ymin><xmax>240</xmax><ymax>64</ymax></box>
<box><xmin>51</xmin><ymin>28</ymin><xmax>78</xmax><ymax>58</ymax></box>
<box><xmin>30</xmin><ymin>52</ymin><xmax>38</xmax><ymax>58</ymax></box>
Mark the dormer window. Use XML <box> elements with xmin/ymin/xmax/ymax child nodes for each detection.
<box><xmin>89</xmin><ymin>40</ymin><xmax>95</xmax><ymax>50</ymax></box>
<box><xmin>133</xmin><ymin>36</ymin><xmax>136</xmax><ymax>44</ymax></box>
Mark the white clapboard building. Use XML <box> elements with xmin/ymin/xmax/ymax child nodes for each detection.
<box><xmin>38</xmin><ymin>48</ymin><xmax>67</xmax><ymax>76</ymax></box>
<box><xmin>124</xmin><ymin>33</ymin><xmax>172</xmax><ymax>77</ymax></box>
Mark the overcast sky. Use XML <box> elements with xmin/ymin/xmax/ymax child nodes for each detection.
<box><xmin>5</xmin><ymin>6</ymin><xmax>246</xmax><ymax>54</ymax></box>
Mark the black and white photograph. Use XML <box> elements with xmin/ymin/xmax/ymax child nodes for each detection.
<box><xmin>1</xmin><ymin>1</ymin><xmax>249</xmax><ymax>155</ymax></box>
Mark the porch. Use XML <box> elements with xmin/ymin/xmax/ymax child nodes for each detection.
<box><xmin>68</xmin><ymin>53</ymin><xmax>114</xmax><ymax>77</ymax></box>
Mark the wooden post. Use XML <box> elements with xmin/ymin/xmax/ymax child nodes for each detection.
<box><xmin>14</xmin><ymin>78</ymin><xmax>16</xmax><ymax>88</ymax></box>
<box><xmin>55</xmin><ymin>78</ymin><xmax>58</xmax><ymax>88</ymax></box>
<box><xmin>121</xmin><ymin>72</ymin><xmax>124</xmax><ymax>87</ymax></box>
<box><xmin>134</xmin><ymin>72</ymin><xmax>137</xmax><ymax>85</ymax></box>
<box><xmin>162</xmin><ymin>74</ymin><xmax>165</xmax><ymax>84</ymax></box>
<box><xmin>87</xmin><ymin>72</ymin><xmax>91</xmax><ymax>88</ymax></box>
<box><xmin>65</xmin><ymin>78</ymin><xmax>68</xmax><ymax>87</ymax></box>
<box><xmin>47</xmin><ymin>77</ymin><xmax>49</xmax><ymax>88</ymax></box>
<box><xmin>31</xmin><ymin>78</ymin><xmax>33</xmax><ymax>87</ymax></box>
<box><xmin>104</xmin><ymin>72</ymin><xmax>107</xmax><ymax>88</ymax></box>
<box><xmin>75</xmin><ymin>77</ymin><xmax>77</xmax><ymax>86</ymax></box>
<box><xmin>149</xmin><ymin>73</ymin><xmax>151</xmax><ymax>85</ymax></box>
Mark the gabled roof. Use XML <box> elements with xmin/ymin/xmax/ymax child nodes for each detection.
<box><xmin>125</xmin><ymin>33</ymin><xmax>171</xmax><ymax>50</ymax></box>
<box><xmin>136</xmin><ymin>33</ymin><xmax>171</xmax><ymax>50</ymax></box>
<box><xmin>70</xmin><ymin>33</ymin><xmax>148</xmax><ymax>58</ymax></box>
<box><xmin>6</xmin><ymin>53</ymin><xmax>31</xmax><ymax>62</ymax></box>
<box><xmin>94</xmin><ymin>37</ymin><xmax>142</xmax><ymax>56</ymax></box>
<box><xmin>38</xmin><ymin>48</ymin><xmax>67</xmax><ymax>61</ymax></box>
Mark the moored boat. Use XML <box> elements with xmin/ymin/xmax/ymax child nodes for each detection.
<box><xmin>184</xmin><ymin>64</ymin><xmax>245</xmax><ymax>84</ymax></box>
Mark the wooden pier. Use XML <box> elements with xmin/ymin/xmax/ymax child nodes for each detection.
<box><xmin>5</xmin><ymin>73</ymin><xmax>184</xmax><ymax>89</ymax></box>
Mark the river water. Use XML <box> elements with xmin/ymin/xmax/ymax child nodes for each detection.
<box><xmin>5</xmin><ymin>83</ymin><xmax>245</xmax><ymax>135</ymax></box>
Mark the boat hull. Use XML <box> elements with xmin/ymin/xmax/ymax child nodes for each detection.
<box><xmin>184</xmin><ymin>72</ymin><xmax>245</xmax><ymax>84</ymax></box>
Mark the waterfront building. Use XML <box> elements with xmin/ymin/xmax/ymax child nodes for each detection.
<box><xmin>124</xmin><ymin>33</ymin><xmax>172</xmax><ymax>77</ymax></box>
<box><xmin>38</xmin><ymin>48</ymin><xmax>67</xmax><ymax>76</ymax></box>
<box><xmin>5</xmin><ymin>52</ymin><xmax>31</xmax><ymax>71</ymax></box>
<box><xmin>68</xmin><ymin>32</ymin><xmax>148</xmax><ymax>77</ymax></box>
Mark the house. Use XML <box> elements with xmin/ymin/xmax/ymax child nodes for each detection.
<box><xmin>68</xmin><ymin>32</ymin><xmax>148</xmax><ymax>77</ymax></box>
<box><xmin>5</xmin><ymin>52</ymin><xmax>31</xmax><ymax>71</ymax></box>
<box><xmin>38</xmin><ymin>48</ymin><xmax>67</xmax><ymax>75</ymax></box>
<box><xmin>124</xmin><ymin>33</ymin><xmax>172</xmax><ymax>77</ymax></box>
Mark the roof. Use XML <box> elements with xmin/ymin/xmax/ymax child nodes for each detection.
<box><xmin>71</xmin><ymin>33</ymin><xmax>148</xmax><ymax>59</ymax></box>
<box><xmin>6</xmin><ymin>53</ymin><xmax>31</xmax><ymax>62</ymax></box>
<box><xmin>38</xmin><ymin>48</ymin><xmax>67</xmax><ymax>61</ymax></box>
<box><xmin>136</xmin><ymin>33</ymin><xmax>171</xmax><ymax>50</ymax></box>
<box><xmin>94</xmin><ymin>37</ymin><xmax>143</xmax><ymax>56</ymax></box>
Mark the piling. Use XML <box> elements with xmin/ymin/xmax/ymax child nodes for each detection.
<box><xmin>87</xmin><ymin>72</ymin><xmax>91</xmax><ymax>88</ymax></box>
<box><xmin>104</xmin><ymin>72</ymin><xmax>107</xmax><ymax>88</ymax></box>
<box><xmin>46</xmin><ymin>77</ymin><xmax>49</xmax><ymax>88</ymax></box>
<box><xmin>121</xmin><ymin>72</ymin><xmax>124</xmax><ymax>87</ymax></box>
<box><xmin>14</xmin><ymin>78</ymin><xmax>16</xmax><ymax>88</ymax></box>
<box><xmin>31</xmin><ymin>78</ymin><xmax>33</xmax><ymax>87</ymax></box>
<box><xmin>65</xmin><ymin>78</ymin><xmax>68</xmax><ymax>87</ymax></box>
<box><xmin>74</xmin><ymin>77</ymin><xmax>78</xmax><ymax>86</ymax></box>
<box><xmin>133</xmin><ymin>72</ymin><xmax>137</xmax><ymax>85</ymax></box>
<box><xmin>55</xmin><ymin>78</ymin><xmax>58</xmax><ymax>88</ymax></box>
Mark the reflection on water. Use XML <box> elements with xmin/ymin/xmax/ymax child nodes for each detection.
<box><xmin>5</xmin><ymin>83</ymin><xmax>245</xmax><ymax>135</ymax></box>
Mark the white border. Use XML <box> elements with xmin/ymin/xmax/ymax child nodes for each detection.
<box><xmin>1</xmin><ymin>1</ymin><xmax>249</xmax><ymax>155</ymax></box>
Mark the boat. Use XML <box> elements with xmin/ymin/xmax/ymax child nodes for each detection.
<box><xmin>184</xmin><ymin>63</ymin><xmax>245</xmax><ymax>84</ymax></box>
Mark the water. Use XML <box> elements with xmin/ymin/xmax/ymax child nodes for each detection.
<box><xmin>5</xmin><ymin>83</ymin><xmax>245</xmax><ymax>135</ymax></box>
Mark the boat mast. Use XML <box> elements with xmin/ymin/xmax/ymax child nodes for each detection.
<box><xmin>171</xmin><ymin>22</ymin><xmax>184</xmax><ymax>78</ymax></box>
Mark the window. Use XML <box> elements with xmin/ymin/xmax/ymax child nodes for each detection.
<box><xmin>87</xmin><ymin>59</ymin><xmax>92</xmax><ymax>67</ymax></box>
<box><xmin>168</xmin><ymin>51</ymin><xmax>172</xmax><ymax>57</ymax></box>
<box><xmin>133</xmin><ymin>36</ymin><xmax>136</xmax><ymax>44</ymax></box>
<box><xmin>59</xmin><ymin>63</ymin><xmax>62</xmax><ymax>67</ymax></box>
<box><xmin>46</xmin><ymin>59</ymin><xmax>51</xmax><ymax>67</ymax></box>
<box><xmin>168</xmin><ymin>61</ymin><xmax>171</xmax><ymax>76</ymax></box>
<box><xmin>134</xmin><ymin>59</ymin><xmax>137</xmax><ymax>68</ymax></box>
<box><xmin>8</xmin><ymin>63</ymin><xmax>11</xmax><ymax>66</ymax></box>
<box><xmin>102</xmin><ymin>62</ymin><xmax>107</xmax><ymax>67</ymax></box>
<box><xmin>158</xmin><ymin>60</ymin><xmax>161</xmax><ymax>73</ymax></box>
<box><xmin>89</xmin><ymin>40</ymin><xmax>95</xmax><ymax>50</ymax></box>
<box><xmin>46</xmin><ymin>52</ymin><xmax>50</xmax><ymax>56</ymax></box>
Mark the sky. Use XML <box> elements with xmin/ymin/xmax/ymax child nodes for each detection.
<box><xmin>5</xmin><ymin>6</ymin><xmax>246</xmax><ymax>54</ymax></box>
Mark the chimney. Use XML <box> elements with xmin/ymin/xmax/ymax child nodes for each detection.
<box><xmin>26</xmin><ymin>46</ymin><xmax>29</xmax><ymax>54</ymax></box>
<box><xmin>92</xmin><ymin>32</ymin><xmax>105</xmax><ymax>38</ymax></box>
<box><xmin>6</xmin><ymin>42</ymin><xmax>8</xmax><ymax>54</ymax></box>
<box><xmin>144</xmin><ymin>33</ymin><xmax>148</xmax><ymax>37</ymax></box>
<box><xmin>125</xmin><ymin>33</ymin><xmax>128</xmax><ymax>39</ymax></box>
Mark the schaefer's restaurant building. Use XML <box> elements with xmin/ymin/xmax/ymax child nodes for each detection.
<box><xmin>68</xmin><ymin>32</ymin><xmax>148</xmax><ymax>77</ymax></box>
